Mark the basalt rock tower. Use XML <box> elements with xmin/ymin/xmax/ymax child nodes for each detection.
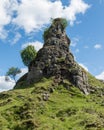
<box><xmin>17</xmin><ymin>18</ymin><xmax>89</xmax><ymax>94</ymax></box>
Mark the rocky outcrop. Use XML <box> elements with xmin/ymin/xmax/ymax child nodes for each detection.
<box><xmin>25</xmin><ymin>18</ymin><xmax>89</xmax><ymax>94</ymax></box>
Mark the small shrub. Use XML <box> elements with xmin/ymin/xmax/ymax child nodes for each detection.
<box><xmin>52</xmin><ymin>18</ymin><xmax>68</xmax><ymax>29</ymax></box>
<box><xmin>43</xmin><ymin>27</ymin><xmax>50</xmax><ymax>41</ymax></box>
<box><xmin>61</xmin><ymin>18</ymin><xmax>68</xmax><ymax>29</ymax></box>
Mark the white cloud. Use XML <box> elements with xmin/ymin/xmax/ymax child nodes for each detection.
<box><xmin>71</xmin><ymin>37</ymin><xmax>79</xmax><ymax>47</ymax></box>
<box><xmin>0</xmin><ymin>0</ymin><xmax>90</xmax><ymax>38</ymax></box>
<box><xmin>0</xmin><ymin>0</ymin><xmax>18</xmax><ymax>39</ymax></box>
<box><xmin>76</xmin><ymin>20</ymin><xmax>82</xmax><ymax>25</ymax></box>
<box><xmin>12</xmin><ymin>0</ymin><xmax>90</xmax><ymax>33</ymax></box>
<box><xmin>0</xmin><ymin>28</ymin><xmax>8</xmax><ymax>39</ymax></box>
<box><xmin>12</xmin><ymin>32</ymin><xmax>21</xmax><ymax>44</ymax></box>
<box><xmin>0</xmin><ymin>0</ymin><xmax>11</xmax><ymax>27</ymax></box>
<box><xmin>64</xmin><ymin>0</ymin><xmax>90</xmax><ymax>26</ymax></box>
<box><xmin>22</xmin><ymin>41</ymin><xmax>43</xmax><ymax>51</ymax></box>
<box><xmin>0</xmin><ymin>76</ymin><xmax>15</xmax><ymax>92</ymax></box>
<box><xmin>94</xmin><ymin>44</ymin><xmax>102</xmax><ymax>49</ymax></box>
<box><xmin>79</xmin><ymin>63</ymin><xmax>88</xmax><ymax>71</ymax></box>
<box><xmin>0</xmin><ymin>0</ymin><xmax>10</xmax><ymax>39</ymax></box>
<box><xmin>96</xmin><ymin>71</ymin><xmax>104</xmax><ymax>80</ymax></box>
<box><xmin>17</xmin><ymin>67</ymin><xmax>28</xmax><ymax>79</ymax></box>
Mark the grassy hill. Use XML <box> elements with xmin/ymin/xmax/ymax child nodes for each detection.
<box><xmin>0</xmin><ymin>73</ymin><xmax>104</xmax><ymax>130</ymax></box>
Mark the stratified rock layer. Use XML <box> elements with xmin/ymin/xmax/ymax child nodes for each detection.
<box><xmin>26</xmin><ymin>18</ymin><xmax>89</xmax><ymax>94</ymax></box>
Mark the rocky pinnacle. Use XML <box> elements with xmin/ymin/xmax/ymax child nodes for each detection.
<box><xmin>25</xmin><ymin>18</ymin><xmax>89</xmax><ymax>94</ymax></box>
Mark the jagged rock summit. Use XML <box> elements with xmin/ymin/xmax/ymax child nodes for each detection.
<box><xmin>17</xmin><ymin>18</ymin><xmax>89</xmax><ymax>94</ymax></box>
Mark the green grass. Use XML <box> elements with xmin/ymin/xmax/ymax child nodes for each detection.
<box><xmin>0</xmin><ymin>76</ymin><xmax>104</xmax><ymax>130</ymax></box>
<box><xmin>87</xmin><ymin>72</ymin><xmax>104</xmax><ymax>88</ymax></box>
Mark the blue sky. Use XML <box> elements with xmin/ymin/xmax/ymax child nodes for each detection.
<box><xmin>0</xmin><ymin>0</ymin><xmax>104</xmax><ymax>91</ymax></box>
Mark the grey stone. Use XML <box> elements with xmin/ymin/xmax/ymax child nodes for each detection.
<box><xmin>16</xmin><ymin>18</ymin><xmax>90</xmax><ymax>94</ymax></box>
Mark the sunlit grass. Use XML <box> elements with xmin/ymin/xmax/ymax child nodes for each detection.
<box><xmin>0</xmin><ymin>76</ymin><xmax>104</xmax><ymax>129</ymax></box>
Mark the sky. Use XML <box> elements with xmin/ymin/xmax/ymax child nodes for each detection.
<box><xmin>0</xmin><ymin>0</ymin><xmax>104</xmax><ymax>92</ymax></box>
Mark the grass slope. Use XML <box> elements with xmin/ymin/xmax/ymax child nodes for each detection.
<box><xmin>0</xmin><ymin>75</ymin><xmax>104</xmax><ymax>130</ymax></box>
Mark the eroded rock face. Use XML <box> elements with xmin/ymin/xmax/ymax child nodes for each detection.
<box><xmin>26</xmin><ymin>18</ymin><xmax>89</xmax><ymax>94</ymax></box>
